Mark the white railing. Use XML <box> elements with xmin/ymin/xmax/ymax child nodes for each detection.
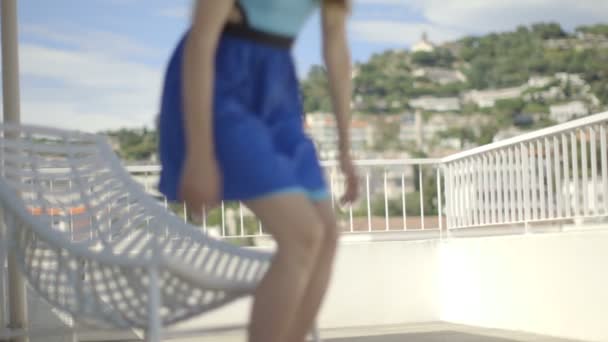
<box><xmin>126</xmin><ymin>159</ymin><xmax>444</xmax><ymax>241</ymax></box>
<box><xmin>125</xmin><ymin>111</ymin><xmax>608</xmax><ymax>239</ymax></box>
<box><xmin>442</xmin><ymin>111</ymin><xmax>608</xmax><ymax>230</ymax></box>
<box><xmin>35</xmin><ymin>111</ymin><xmax>608</xmax><ymax>243</ymax></box>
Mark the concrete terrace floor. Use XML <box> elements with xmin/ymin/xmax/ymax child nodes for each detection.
<box><xmin>162</xmin><ymin>322</ymin><xmax>582</xmax><ymax>342</ymax></box>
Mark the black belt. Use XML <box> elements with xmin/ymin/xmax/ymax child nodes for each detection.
<box><xmin>224</xmin><ymin>23</ymin><xmax>294</xmax><ymax>49</ymax></box>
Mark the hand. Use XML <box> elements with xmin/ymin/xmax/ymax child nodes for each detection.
<box><xmin>339</xmin><ymin>152</ymin><xmax>359</xmax><ymax>205</ymax></box>
<box><xmin>179</xmin><ymin>154</ymin><xmax>222</xmax><ymax>214</ymax></box>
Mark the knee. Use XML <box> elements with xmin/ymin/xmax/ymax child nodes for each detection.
<box><xmin>324</xmin><ymin>218</ymin><xmax>339</xmax><ymax>243</ymax></box>
<box><xmin>321</xmin><ymin>220</ymin><xmax>339</xmax><ymax>255</ymax></box>
<box><xmin>278</xmin><ymin>219</ymin><xmax>325</xmax><ymax>269</ymax></box>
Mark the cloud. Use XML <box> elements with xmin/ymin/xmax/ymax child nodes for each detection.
<box><xmin>21</xmin><ymin>43</ymin><xmax>158</xmax><ymax>91</ymax></box>
<box><xmin>357</xmin><ymin>0</ymin><xmax>608</xmax><ymax>33</ymax></box>
<box><xmin>14</xmin><ymin>27</ymin><xmax>163</xmax><ymax>132</ymax></box>
<box><xmin>350</xmin><ymin>0</ymin><xmax>608</xmax><ymax>45</ymax></box>
<box><xmin>157</xmin><ymin>6</ymin><xmax>189</xmax><ymax>19</ymax></box>
<box><xmin>419</xmin><ymin>0</ymin><xmax>608</xmax><ymax>33</ymax></box>
<box><xmin>22</xmin><ymin>25</ymin><xmax>160</xmax><ymax>58</ymax></box>
<box><xmin>21</xmin><ymin>100</ymin><xmax>141</xmax><ymax>132</ymax></box>
<box><xmin>350</xmin><ymin>20</ymin><xmax>463</xmax><ymax>45</ymax></box>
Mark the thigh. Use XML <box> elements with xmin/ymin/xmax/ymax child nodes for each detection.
<box><xmin>244</xmin><ymin>193</ymin><xmax>322</xmax><ymax>245</ymax></box>
<box><xmin>312</xmin><ymin>200</ymin><xmax>339</xmax><ymax>239</ymax></box>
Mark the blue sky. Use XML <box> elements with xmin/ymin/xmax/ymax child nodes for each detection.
<box><xmin>7</xmin><ymin>0</ymin><xmax>608</xmax><ymax>131</ymax></box>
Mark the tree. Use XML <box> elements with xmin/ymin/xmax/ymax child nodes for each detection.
<box><xmin>373</xmin><ymin>118</ymin><xmax>400</xmax><ymax>150</ymax></box>
<box><xmin>107</xmin><ymin>127</ymin><xmax>158</xmax><ymax>161</ymax></box>
<box><xmin>495</xmin><ymin>98</ymin><xmax>525</xmax><ymax>116</ymax></box>
<box><xmin>438</xmin><ymin>127</ymin><xmax>477</xmax><ymax>149</ymax></box>
<box><xmin>299</xmin><ymin>21</ymin><xmax>607</xmax><ymax>126</ymax></box>
<box><xmin>300</xmin><ymin>65</ymin><xmax>332</xmax><ymax>113</ymax></box>
<box><xmin>531</xmin><ymin>22</ymin><xmax>567</xmax><ymax>39</ymax></box>
<box><xmin>411</xmin><ymin>49</ymin><xmax>455</xmax><ymax>68</ymax></box>
<box><xmin>523</xmin><ymin>102</ymin><xmax>549</xmax><ymax>114</ymax></box>
<box><xmin>411</xmin><ymin>51</ymin><xmax>437</xmax><ymax>66</ymax></box>
<box><xmin>576</xmin><ymin>24</ymin><xmax>608</xmax><ymax>37</ymax></box>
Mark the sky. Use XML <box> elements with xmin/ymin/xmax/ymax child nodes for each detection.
<box><xmin>3</xmin><ymin>0</ymin><xmax>608</xmax><ymax>131</ymax></box>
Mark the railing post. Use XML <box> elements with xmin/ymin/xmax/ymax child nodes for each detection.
<box><xmin>366</xmin><ymin>171</ymin><xmax>371</xmax><ymax>232</ymax></box>
<box><xmin>571</xmin><ymin>132</ymin><xmax>580</xmax><ymax>219</ymax></box>
<box><xmin>600</xmin><ymin>125</ymin><xmax>608</xmax><ymax>215</ymax></box>
<box><xmin>589</xmin><ymin>127</ymin><xmax>598</xmax><ymax>216</ymax></box>
<box><xmin>401</xmin><ymin>172</ymin><xmax>407</xmax><ymax>231</ymax></box>
<box><xmin>383</xmin><ymin>170</ymin><xmax>389</xmax><ymax>231</ymax></box>
<box><xmin>444</xmin><ymin>165</ymin><xmax>450</xmax><ymax>229</ymax></box>
<box><xmin>0</xmin><ymin>207</ymin><xmax>6</xmax><ymax>331</ymax></box>
<box><xmin>437</xmin><ymin>167</ymin><xmax>443</xmax><ymax>238</ymax></box>
<box><xmin>464</xmin><ymin>160</ymin><xmax>472</xmax><ymax>227</ymax></box>
<box><xmin>562</xmin><ymin>134</ymin><xmax>571</xmax><ymax>218</ymax></box>
<box><xmin>419</xmin><ymin>167</ymin><xmax>425</xmax><ymax>230</ymax></box>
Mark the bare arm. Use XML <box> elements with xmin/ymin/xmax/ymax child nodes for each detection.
<box><xmin>322</xmin><ymin>2</ymin><xmax>358</xmax><ymax>203</ymax></box>
<box><xmin>183</xmin><ymin>0</ymin><xmax>234</xmax><ymax>158</ymax></box>
<box><xmin>321</xmin><ymin>3</ymin><xmax>351</xmax><ymax>155</ymax></box>
<box><xmin>179</xmin><ymin>0</ymin><xmax>234</xmax><ymax>208</ymax></box>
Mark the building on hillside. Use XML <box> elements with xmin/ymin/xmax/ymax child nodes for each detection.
<box><xmin>555</xmin><ymin>73</ymin><xmax>586</xmax><ymax>88</ymax></box>
<box><xmin>549</xmin><ymin>101</ymin><xmax>589</xmax><ymax>123</ymax></box>
<box><xmin>409</xmin><ymin>96</ymin><xmax>461</xmax><ymax>112</ymax></box>
<box><xmin>107</xmin><ymin>136</ymin><xmax>121</xmax><ymax>152</ymax></box>
<box><xmin>351</xmin><ymin>65</ymin><xmax>360</xmax><ymax>80</ymax></box>
<box><xmin>350</xmin><ymin>118</ymin><xmax>377</xmax><ymax>158</ymax></box>
<box><xmin>544</xmin><ymin>38</ymin><xmax>573</xmax><ymax>50</ymax></box>
<box><xmin>412</xmin><ymin>32</ymin><xmax>435</xmax><ymax>53</ymax></box>
<box><xmin>528</xmin><ymin>76</ymin><xmax>554</xmax><ymax>88</ymax></box>
<box><xmin>305</xmin><ymin>112</ymin><xmax>338</xmax><ymax>160</ymax></box>
<box><xmin>412</xmin><ymin>67</ymin><xmax>467</xmax><ymax>85</ymax></box>
<box><xmin>493</xmin><ymin>126</ymin><xmax>528</xmax><ymax>143</ymax></box>
<box><xmin>463</xmin><ymin>86</ymin><xmax>526</xmax><ymax>108</ymax></box>
<box><xmin>574</xmin><ymin>32</ymin><xmax>608</xmax><ymax>49</ymax></box>
<box><xmin>399</xmin><ymin>112</ymin><xmax>466</xmax><ymax>153</ymax></box>
<box><xmin>576</xmin><ymin>31</ymin><xmax>607</xmax><ymax>41</ymax></box>
<box><xmin>524</xmin><ymin>86</ymin><xmax>565</xmax><ymax>102</ymax></box>
<box><xmin>588</xmin><ymin>94</ymin><xmax>601</xmax><ymax>108</ymax></box>
<box><xmin>398</xmin><ymin>112</ymin><xmax>422</xmax><ymax>148</ymax></box>
<box><xmin>423</xmin><ymin>115</ymin><xmax>451</xmax><ymax>142</ymax></box>
<box><xmin>428</xmin><ymin>113</ymin><xmax>492</xmax><ymax>155</ymax></box>
<box><xmin>545</xmin><ymin>35</ymin><xmax>608</xmax><ymax>50</ymax></box>
<box><xmin>399</xmin><ymin>111</ymin><xmax>495</xmax><ymax>155</ymax></box>
<box><xmin>305</xmin><ymin>113</ymin><xmax>376</xmax><ymax>160</ymax></box>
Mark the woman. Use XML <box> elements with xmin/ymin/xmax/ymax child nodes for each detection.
<box><xmin>157</xmin><ymin>0</ymin><xmax>357</xmax><ymax>341</ymax></box>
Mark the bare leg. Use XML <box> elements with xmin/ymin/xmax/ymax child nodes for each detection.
<box><xmin>286</xmin><ymin>200</ymin><xmax>339</xmax><ymax>342</ymax></box>
<box><xmin>245</xmin><ymin>193</ymin><xmax>325</xmax><ymax>342</ymax></box>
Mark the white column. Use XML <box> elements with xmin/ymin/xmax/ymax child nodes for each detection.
<box><xmin>2</xmin><ymin>0</ymin><xmax>21</xmax><ymax>123</ymax></box>
<box><xmin>2</xmin><ymin>1</ymin><xmax>28</xmax><ymax>341</ymax></box>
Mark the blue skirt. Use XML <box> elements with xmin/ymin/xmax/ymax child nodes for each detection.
<box><xmin>157</xmin><ymin>31</ymin><xmax>329</xmax><ymax>203</ymax></box>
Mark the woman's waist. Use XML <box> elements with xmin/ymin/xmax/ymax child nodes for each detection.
<box><xmin>222</xmin><ymin>22</ymin><xmax>295</xmax><ymax>50</ymax></box>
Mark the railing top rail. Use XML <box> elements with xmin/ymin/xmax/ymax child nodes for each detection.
<box><xmin>441</xmin><ymin>111</ymin><xmax>608</xmax><ymax>163</ymax></box>
<box><xmin>125</xmin><ymin>165</ymin><xmax>162</xmax><ymax>173</ymax></box>
<box><xmin>321</xmin><ymin>159</ymin><xmax>442</xmax><ymax>167</ymax></box>
<box><xmin>124</xmin><ymin>159</ymin><xmax>443</xmax><ymax>173</ymax></box>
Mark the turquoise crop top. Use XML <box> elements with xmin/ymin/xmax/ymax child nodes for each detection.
<box><xmin>237</xmin><ymin>0</ymin><xmax>319</xmax><ymax>37</ymax></box>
